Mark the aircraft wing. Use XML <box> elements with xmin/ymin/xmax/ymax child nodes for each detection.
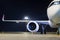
<box><xmin>2</xmin><ymin>14</ymin><xmax>30</xmax><ymax>23</ymax></box>
<box><xmin>36</xmin><ymin>20</ymin><xmax>49</xmax><ymax>25</ymax></box>
<box><xmin>2</xmin><ymin>14</ymin><xmax>49</xmax><ymax>25</ymax></box>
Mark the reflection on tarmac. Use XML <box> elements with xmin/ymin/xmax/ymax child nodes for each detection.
<box><xmin>0</xmin><ymin>32</ymin><xmax>60</xmax><ymax>40</ymax></box>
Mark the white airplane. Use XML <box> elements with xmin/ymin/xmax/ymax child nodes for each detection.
<box><xmin>2</xmin><ymin>0</ymin><xmax>60</xmax><ymax>34</ymax></box>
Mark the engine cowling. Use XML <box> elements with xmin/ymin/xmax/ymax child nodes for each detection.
<box><xmin>27</xmin><ymin>21</ymin><xmax>39</xmax><ymax>32</ymax></box>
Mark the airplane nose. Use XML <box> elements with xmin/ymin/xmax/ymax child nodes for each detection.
<box><xmin>47</xmin><ymin>0</ymin><xmax>60</xmax><ymax>28</ymax></box>
<box><xmin>47</xmin><ymin>5</ymin><xmax>60</xmax><ymax>19</ymax></box>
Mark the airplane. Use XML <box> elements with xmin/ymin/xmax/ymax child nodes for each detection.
<box><xmin>2</xmin><ymin>0</ymin><xmax>60</xmax><ymax>34</ymax></box>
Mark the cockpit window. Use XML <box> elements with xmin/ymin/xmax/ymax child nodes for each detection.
<box><xmin>48</xmin><ymin>1</ymin><xmax>60</xmax><ymax>8</ymax></box>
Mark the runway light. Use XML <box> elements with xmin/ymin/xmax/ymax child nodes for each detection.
<box><xmin>24</xmin><ymin>16</ymin><xmax>29</xmax><ymax>20</ymax></box>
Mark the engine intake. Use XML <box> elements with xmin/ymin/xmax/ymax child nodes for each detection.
<box><xmin>27</xmin><ymin>21</ymin><xmax>39</xmax><ymax>32</ymax></box>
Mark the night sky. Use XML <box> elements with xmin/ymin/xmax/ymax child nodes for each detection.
<box><xmin>0</xmin><ymin>0</ymin><xmax>53</xmax><ymax>20</ymax></box>
<box><xmin>0</xmin><ymin>0</ymin><xmax>57</xmax><ymax>32</ymax></box>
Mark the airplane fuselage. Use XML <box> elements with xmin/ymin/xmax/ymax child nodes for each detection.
<box><xmin>47</xmin><ymin>1</ymin><xmax>60</xmax><ymax>28</ymax></box>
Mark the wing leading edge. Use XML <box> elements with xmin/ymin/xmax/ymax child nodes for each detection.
<box><xmin>2</xmin><ymin>14</ymin><xmax>49</xmax><ymax>25</ymax></box>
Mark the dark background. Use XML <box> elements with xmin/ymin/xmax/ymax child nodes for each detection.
<box><xmin>0</xmin><ymin>0</ymin><xmax>53</xmax><ymax>20</ymax></box>
<box><xmin>0</xmin><ymin>0</ymin><xmax>57</xmax><ymax>32</ymax></box>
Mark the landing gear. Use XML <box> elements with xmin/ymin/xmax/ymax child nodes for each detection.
<box><xmin>57</xmin><ymin>27</ymin><xmax>60</xmax><ymax>35</ymax></box>
<box><xmin>41</xmin><ymin>24</ymin><xmax>47</xmax><ymax>34</ymax></box>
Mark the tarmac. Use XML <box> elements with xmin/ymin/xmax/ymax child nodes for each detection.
<box><xmin>0</xmin><ymin>32</ymin><xmax>60</xmax><ymax>40</ymax></box>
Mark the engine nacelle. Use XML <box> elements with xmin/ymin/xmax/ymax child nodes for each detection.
<box><xmin>27</xmin><ymin>21</ymin><xmax>39</xmax><ymax>32</ymax></box>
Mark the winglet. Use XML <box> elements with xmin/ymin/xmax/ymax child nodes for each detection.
<box><xmin>2</xmin><ymin>14</ymin><xmax>4</xmax><ymax>21</ymax></box>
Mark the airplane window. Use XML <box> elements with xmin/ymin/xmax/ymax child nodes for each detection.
<box><xmin>48</xmin><ymin>1</ymin><xmax>60</xmax><ymax>8</ymax></box>
<box><xmin>54</xmin><ymin>1</ymin><xmax>60</xmax><ymax>5</ymax></box>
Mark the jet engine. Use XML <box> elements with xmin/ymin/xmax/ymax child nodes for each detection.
<box><xmin>27</xmin><ymin>21</ymin><xmax>39</xmax><ymax>32</ymax></box>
